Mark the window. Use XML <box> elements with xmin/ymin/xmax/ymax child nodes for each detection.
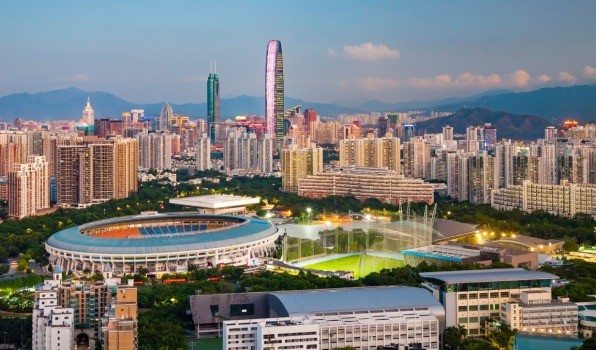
<box><xmin>469</xmin><ymin>293</ymin><xmax>478</xmax><ymax>299</ymax></box>
<box><xmin>458</xmin><ymin>306</ymin><xmax>468</xmax><ymax>312</ymax></box>
<box><xmin>459</xmin><ymin>294</ymin><xmax>468</xmax><ymax>300</ymax></box>
<box><xmin>230</xmin><ymin>303</ymin><xmax>254</xmax><ymax>316</ymax></box>
<box><xmin>480</xmin><ymin>305</ymin><xmax>489</xmax><ymax>311</ymax></box>
<box><xmin>210</xmin><ymin>305</ymin><xmax>219</xmax><ymax>316</ymax></box>
<box><xmin>458</xmin><ymin>318</ymin><xmax>467</xmax><ymax>324</ymax></box>
<box><xmin>500</xmin><ymin>292</ymin><xmax>509</xmax><ymax>298</ymax></box>
<box><xmin>469</xmin><ymin>305</ymin><xmax>478</xmax><ymax>311</ymax></box>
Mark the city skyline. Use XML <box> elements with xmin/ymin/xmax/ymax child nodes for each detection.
<box><xmin>0</xmin><ymin>1</ymin><xmax>595</xmax><ymax>104</ymax></box>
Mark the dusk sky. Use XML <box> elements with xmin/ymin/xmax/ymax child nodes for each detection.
<box><xmin>1</xmin><ymin>0</ymin><xmax>595</xmax><ymax>104</ymax></box>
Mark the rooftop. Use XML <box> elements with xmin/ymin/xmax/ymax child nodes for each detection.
<box><xmin>169</xmin><ymin>195</ymin><xmax>260</xmax><ymax>209</ymax></box>
<box><xmin>420</xmin><ymin>268</ymin><xmax>558</xmax><ymax>284</ymax></box>
<box><xmin>432</xmin><ymin>219</ymin><xmax>478</xmax><ymax>241</ymax></box>
<box><xmin>46</xmin><ymin>213</ymin><xmax>276</xmax><ymax>254</ymax></box>
<box><xmin>403</xmin><ymin>244</ymin><xmax>480</xmax><ymax>262</ymax></box>
<box><xmin>267</xmin><ymin>286</ymin><xmax>444</xmax><ymax>316</ymax></box>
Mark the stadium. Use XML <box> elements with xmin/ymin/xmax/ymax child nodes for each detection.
<box><xmin>45</xmin><ymin>212</ymin><xmax>279</xmax><ymax>276</ymax></box>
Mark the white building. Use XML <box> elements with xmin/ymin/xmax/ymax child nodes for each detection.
<box><xmin>196</xmin><ymin>133</ymin><xmax>211</xmax><ymax>171</ymax></box>
<box><xmin>500</xmin><ymin>290</ymin><xmax>578</xmax><ymax>336</ymax></box>
<box><xmin>222</xmin><ymin>286</ymin><xmax>444</xmax><ymax>350</ymax></box>
<box><xmin>8</xmin><ymin>155</ymin><xmax>50</xmax><ymax>219</ymax></box>
<box><xmin>137</xmin><ymin>132</ymin><xmax>173</xmax><ymax>170</ymax></box>
<box><xmin>32</xmin><ymin>271</ymin><xmax>74</xmax><ymax>350</ymax></box>
<box><xmin>420</xmin><ymin>268</ymin><xmax>558</xmax><ymax>336</ymax></box>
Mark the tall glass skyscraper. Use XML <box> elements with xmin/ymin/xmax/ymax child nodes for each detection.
<box><xmin>265</xmin><ymin>40</ymin><xmax>284</xmax><ymax>142</ymax></box>
<box><xmin>207</xmin><ymin>72</ymin><xmax>220</xmax><ymax>142</ymax></box>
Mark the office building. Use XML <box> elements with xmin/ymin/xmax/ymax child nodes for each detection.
<box><xmin>207</xmin><ymin>71</ymin><xmax>221</xmax><ymax>142</ymax></box>
<box><xmin>157</xmin><ymin>102</ymin><xmax>174</xmax><ymax>131</ymax></box>
<box><xmin>8</xmin><ymin>155</ymin><xmax>50</xmax><ymax>219</ymax></box>
<box><xmin>281</xmin><ymin>144</ymin><xmax>323</xmax><ymax>192</ymax></box>
<box><xmin>303</xmin><ymin>108</ymin><xmax>317</xmax><ymax>133</ymax></box>
<box><xmin>137</xmin><ymin>132</ymin><xmax>173</xmax><ymax>170</ymax></box>
<box><xmin>298</xmin><ymin>167</ymin><xmax>434</xmax><ymax>204</ymax></box>
<box><xmin>265</xmin><ymin>40</ymin><xmax>284</xmax><ymax>142</ymax></box>
<box><xmin>339</xmin><ymin>134</ymin><xmax>401</xmax><ymax>173</ymax></box>
<box><xmin>81</xmin><ymin>97</ymin><xmax>95</xmax><ymax>125</ymax></box>
<box><xmin>420</xmin><ymin>268</ymin><xmax>558</xmax><ymax>335</ymax></box>
<box><xmin>196</xmin><ymin>133</ymin><xmax>211</xmax><ymax>171</ymax></box>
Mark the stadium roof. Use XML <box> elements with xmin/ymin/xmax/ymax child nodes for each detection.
<box><xmin>46</xmin><ymin>213</ymin><xmax>276</xmax><ymax>255</ymax></box>
<box><xmin>267</xmin><ymin>286</ymin><xmax>444</xmax><ymax>316</ymax></box>
<box><xmin>169</xmin><ymin>195</ymin><xmax>260</xmax><ymax>209</ymax></box>
<box><xmin>420</xmin><ymin>268</ymin><xmax>558</xmax><ymax>284</ymax></box>
<box><xmin>432</xmin><ymin>219</ymin><xmax>478</xmax><ymax>241</ymax></box>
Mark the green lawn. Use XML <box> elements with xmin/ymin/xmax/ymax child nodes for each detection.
<box><xmin>303</xmin><ymin>254</ymin><xmax>405</xmax><ymax>278</ymax></box>
<box><xmin>189</xmin><ymin>337</ymin><xmax>223</xmax><ymax>350</ymax></box>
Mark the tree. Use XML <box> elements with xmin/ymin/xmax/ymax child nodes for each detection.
<box><xmin>443</xmin><ymin>326</ymin><xmax>467</xmax><ymax>350</ymax></box>
<box><xmin>461</xmin><ymin>338</ymin><xmax>498</xmax><ymax>350</ymax></box>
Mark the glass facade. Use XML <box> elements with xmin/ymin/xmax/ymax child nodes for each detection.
<box><xmin>265</xmin><ymin>40</ymin><xmax>284</xmax><ymax>142</ymax></box>
<box><xmin>207</xmin><ymin>73</ymin><xmax>220</xmax><ymax>142</ymax></box>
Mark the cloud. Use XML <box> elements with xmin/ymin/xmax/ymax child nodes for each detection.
<box><xmin>405</xmin><ymin>72</ymin><xmax>502</xmax><ymax>89</ymax></box>
<box><xmin>558</xmin><ymin>71</ymin><xmax>578</xmax><ymax>84</ymax></box>
<box><xmin>538</xmin><ymin>74</ymin><xmax>552</xmax><ymax>83</ymax></box>
<box><xmin>344</xmin><ymin>43</ymin><xmax>399</xmax><ymax>61</ymax></box>
<box><xmin>507</xmin><ymin>69</ymin><xmax>531</xmax><ymax>87</ymax></box>
<box><xmin>64</xmin><ymin>74</ymin><xmax>91</xmax><ymax>82</ymax></box>
<box><xmin>327</xmin><ymin>48</ymin><xmax>338</xmax><ymax>58</ymax></box>
<box><xmin>356</xmin><ymin>77</ymin><xmax>399</xmax><ymax>91</ymax></box>
<box><xmin>338</xmin><ymin>80</ymin><xmax>351</xmax><ymax>90</ymax></box>
<box><xmin>583</xmin><ymin>65</ymin><xmax>596</xmax><ymax>79</ymax></box>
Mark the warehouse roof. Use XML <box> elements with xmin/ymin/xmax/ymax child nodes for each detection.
<box><xmin>420</xmin><ymin>268</ymin><xmax>558</xmax><ymax>284</ymax></box>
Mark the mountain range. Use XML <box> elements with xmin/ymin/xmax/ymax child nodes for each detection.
<box><xmin>416</xmin><ymin>108</ymin><xmax>549</xmax><ymax>140</ymax></box>
<box><xmin>0</xmin><ymin>84</ymin><xmax>595</xmax><ymax>122</ymax></box>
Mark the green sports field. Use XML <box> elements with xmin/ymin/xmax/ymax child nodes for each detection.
<box><xmin>303</xmin><ymin>254</ymin><xmax>405</xmax><ymax>279</ymax></box>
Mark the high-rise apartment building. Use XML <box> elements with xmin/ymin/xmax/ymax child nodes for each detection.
<box><xmin>0</xmin><ymin>131</ymin><xmax>29</xmax><ymax>176</ymax></box>
<box><xmin>32</xmin><ymin>285</ymin><xmax>74</xmax><ymax>350</ymax></box>
<box><xmin>223</xmin><ymin>133</ymin><xmax>273</xmax><ymax>174</ymax></box>
<box><xmin>207</xmin><ymin>71</ymin><xmax>221</xmax><ymax>142</ymax></box>
<box><xmin>8</xmin><ymin>155</ymin><xmax>50</xmax><ymax>219</ymax></box>
<box><xmin>403</xmin><ymin>136</ymin><xmax>430</xmax><ymax>178</ymax></box>
<box><xmin>303</xmin><ymin>109</ymin><xmax>317</xmax><ymax>133</ymax></box>
<box><xmin>442</xmin><ymin>125</ymin><xmax>454</xmax><ymax>142</ymax></box>
<box><xmin>281</xmin><ymin>144</ymin><xmax>323</xmax><ymax>192</ymax></box>
<box><xmin>56</xmin><ymin>138</ymin><xmax>138</xmax><ymax>207</ymax></box>
<box><xmin>339</xmin><ymin>134</ymin><xmax>401</xmax><ymax>173</ymax></box>
<box><xmin>265</xmin><ymin>40</ymin><xmax>284</xmax><ymax>142</ymax></box>
<box><xmin>103</xmin><ymin>286</ymin><xmax>138</xmax><ymax>350</ymax></box>
<box><xmin>196</xmin><ymin>133</ymin><xmax>211</xmax><ymax>171</ymax></box>
<box><xmin>137</xmin><ymin>132</ymin><xmax>173</xmax><ymax>170</ymax></box>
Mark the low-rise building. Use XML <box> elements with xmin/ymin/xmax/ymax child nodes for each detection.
<box><xmin>221</xmin><ymin>286</ymin><xmax>444</xmax><ymax>350</ymax></box>
<box><xmin>491</xmin><ymin>180</ymin><xmax>596</xmax><ymax>218</ymax></box>
<box><xmin>403</xmin><ymin>244</ymin><xmax>482</xmax><ymax>266</ymax></box>
<box><xmin>500</xmin><ymin>290</ymin><xmax>578</xmax><ymax>336</ymax></box>
<box><xmin>420</xmin><ymin>268</ymin><xmax>559</xmax><ymax>336</ymax></box>
<box><xmin>298</xmin><ymin>167</ymin><xmax>434</xmax><ymax>205</ymax></box>
<box><xmin>169</xmin><ymin>195</ymin><xmax>261</xmax><ymax>215</ymax></box>
<box><xmin>577</xmin><ymin>301</ymin><xmax>596</xmax><ymax>337</ymax></box>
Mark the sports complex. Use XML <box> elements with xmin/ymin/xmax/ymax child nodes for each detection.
<box><xmin>45</xmin><ymin>211</ymin><xmax>279</xmax><ymax>275</ymax></box>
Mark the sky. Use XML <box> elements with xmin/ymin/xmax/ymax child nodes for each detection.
<box><xmin>0</xmin><ymin>0</ymin><xmax>595</xmax><ymax>104</ymax></box>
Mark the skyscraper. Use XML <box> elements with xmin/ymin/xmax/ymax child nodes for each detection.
<box><xmin>265</xmin><ymin>40</ymin><xmax>284</xmax><ymax>142</ymax></box>
<box><xmin>207</xmin><ymin>69</ymin><xmax>221</xmax><ymax>143</ymax></box>
<box><xmin>81</xmin><ymin>97</ymin><xmax>95</xmax><ymax>125</ymax></box>
<box><xmin>158</xmin><ymin>103</ymin><xmax>174</xmax><ymax>131</ymax></box>
<box><xmin>8</xmin><ymin>156</ymin><xmax>50</xmax><ymax>219</ymax></box>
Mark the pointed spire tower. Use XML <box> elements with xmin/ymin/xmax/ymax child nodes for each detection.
<box><xmin>81</xmin><ymin>97</ymin><xmax>95</xmax><ymax>125</ymax></box>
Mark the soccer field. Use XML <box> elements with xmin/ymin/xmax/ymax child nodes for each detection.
<box><xmin>303</xmin><ymin>254</ymin><xmax>405</xmax><ymax>279</ymax></box>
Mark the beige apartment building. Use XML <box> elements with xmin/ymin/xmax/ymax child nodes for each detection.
<box><xmin>8</xmin><ymin>155</ymin><xmax>50</xmax><ymax>219</ymax></box>
<box><xmin>298</xmin><ymin>166</ymin><xmax>435</xmax><ymax>204</ymax></box>
<box><xmin>281</xmin><ymin>144</ymin><xmax>323</xmax><ymax>192</ymax></box>
<box><xmin>339</xmin><ymin>134</ymin><xmax>401</xmax><ymax>173</ymax></box>
<box><xmin>491</xmin><ymin>180</ymin><xmax>596</xmax><ymax>217</ymax></box>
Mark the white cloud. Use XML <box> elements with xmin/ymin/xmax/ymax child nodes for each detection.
<box><xmin>344</xmin><ymin>42</ymin><xmax>399</xmax><ymax>61</ymax></box>
<box><xmin>64</xmin><ymin>74</ymin><xmax>91</xmax><ymax>82</ymax></box>
<box><xmin>405</xmin><ymin>72</ymin><xmax>502</xmax><ymax>89</ymax></box>
<box><xmin>507</xmin><ymin>69</ymin><xmax>531</xmax><ymax>87</ymax></box>
<box><xmin>327</xmin><ymin>48</ymin><xmax>338</xmax><ymax>58</ymax></box>
<box><xmin>356</xmin><ymin>77</ymin><xmax>399</xmax><ymax>92</ymax></box>
<box><xmin>558</xmin><ymin>71</ymin><xmax>578</xmax><ymax>84</ymax></box>
<box><xmin>583</xmin><ymin>65</ymin><xmax>596</xmax><ymax>79</ymax></box>
<box><xmin>538</xmin><ymin>74</ymin><xmax>552</xmax><ymax>83</ymax></box>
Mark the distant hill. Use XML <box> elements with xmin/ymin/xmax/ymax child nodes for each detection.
<box><xmin>416</xmin><ymin>108</ymin><xmax>549</xmax><ymax>140</ymax></box>
<box><xmin>0</xmin><ymin>88</ymin><xmax>361</xmax><ymax>121</ymax></box>
<box><xmin>434</xmin><ymin>85</ymin><xmax>596</xmax><ymax>122</ymax></box>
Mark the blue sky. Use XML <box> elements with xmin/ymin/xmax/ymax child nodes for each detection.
<box><xmin>0</xmin><ymin>0</ymin><xmax>595</xmax><ymax>104</ymax></box>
